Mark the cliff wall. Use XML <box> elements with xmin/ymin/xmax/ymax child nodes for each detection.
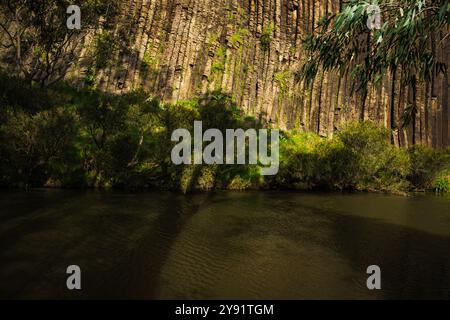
<box><xmin>85</xmin><ymin>0</ymin><xmax>449</xmax><ymax>147</ymax></box>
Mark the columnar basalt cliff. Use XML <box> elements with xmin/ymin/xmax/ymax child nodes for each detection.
<box><xmin>81</xmin><ymin>0</ymin><xmax>448</xmax><ymax>147</ymax></box>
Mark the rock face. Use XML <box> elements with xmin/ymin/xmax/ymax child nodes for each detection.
<box><xmin>90</xmin><ymin>0</ymin><xmax>449</xmax><ymax>147</ymax></box>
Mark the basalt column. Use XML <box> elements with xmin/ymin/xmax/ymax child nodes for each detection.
<box><xmin>86</xmin><ymin>0</ymin><xmax>449</xmax><ymax>147</ymax></box>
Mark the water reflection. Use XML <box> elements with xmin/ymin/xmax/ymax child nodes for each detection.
<box><xmin>0</xmin><ymin>190</ymin><xmax>449</xmax><ymax>299</ymax></box>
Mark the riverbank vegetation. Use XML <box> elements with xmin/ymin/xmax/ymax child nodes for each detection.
<box><xmin>0</xmin><ymin>75</ymin><xmax>448</xmax><ymax>194</ymax></box>
<box><xmin>0</xmin><ymin>1</ymin><xmax>449</xmax><ymax>194</ymax></box>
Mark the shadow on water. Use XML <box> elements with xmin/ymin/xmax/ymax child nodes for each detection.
<box><xmin>263</xmin><ymin>192</ymin><xmax>450</xmax><ymax>300</ymax></box>
<box><xmin>0</xmin><ymin>190</ymin><xmax>449</xmax><ymax>299</ymax></box>
<box><xmin>312</xmin><ymin>205</ymin><xmax>450</xmax><ymax>299</ymax></box>
<box><xmin>0</xmin><ymin>191</ymin><xmax>212</xmax><ymax>299</ymax></box>
<box><xmin>87</xmin><ymin>192</ymin><xmax>213</xmax><ymax>299</ymax></box>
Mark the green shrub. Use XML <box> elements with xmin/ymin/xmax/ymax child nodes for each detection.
<box><xmin>434</xmin><ymin>171</ymin><xmax>450</xmax><ymax>193</ymax></box>
<box><xmin>1</xmin><ymin>71</ymin><xmax>448</xmax><ymax>195</ymax></box>
<box><xmin>274</xmin><ymin>70</ymin><xmax>290</xmax><ymax>96</ymax></box>
<box><xmin>229</xmin><ymin>28</ymin><xmax>249</xmax><ymax>48</ymax></box>
<box><xmin>179</xmin><ymin>165</ymin><xmax>199</xmax><ymax>194</ymax></box>
<box><xmin>407</xmin><ymin>145</ymin><xmax>449</xmax><ymax>191</ymax></box>
<box><xmin>270</xmin><ymin>122</ymin><xmax>411</xmax><ymax>193</ymax></box>
<box><xmin>211</xmin><ymin>47</ymin><xmax>226</xmax><ymax>73</ymax></box>
<box><xmin>336</xmin><ymin>122</ymin><xmax>410</xmax><ymax>192</ymax></box>
<box><xmin>94</xmin><ymin>32</ymin><xmax>117</xmax><ymax>70</ymax></box>
<box><xmin>260</xmin><ymin>23</ymin><xmax>274</xmax><ymax>51</ymax></box>
<box><xmin>228</xmin><ymin>175</ymin><xmax>252</xmax><ymax>191</ymax></box>
<box><xmin>271</xmin><ymin>131</ymin><xmax>322</xmax><ymax>190</ymax></box>
<box><xmin>0</xmin><ymin>108</ymin><xmax>79</xmax><ymax>188</ymax></box>
<box><xmin>196</xmin><ymin>165</ymin><xmax>218</xmax><ymax>191</ymax></box>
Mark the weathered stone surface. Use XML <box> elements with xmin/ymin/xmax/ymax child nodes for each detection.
<box><xmin>85</xmin><ymin>0</ymin><xmax>448</xmax><ymax>147</ymax></box>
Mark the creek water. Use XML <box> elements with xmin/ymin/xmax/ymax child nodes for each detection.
<box><xmin>0</xmin><ymin>190</ymin><xmax>449</xmax><ymax>299</ymax></box>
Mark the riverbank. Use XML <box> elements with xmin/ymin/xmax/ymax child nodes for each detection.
<box><xmin>1</xmin><ymin>78</ymin><xmax>449</xmax><ymax>195</ymax></box>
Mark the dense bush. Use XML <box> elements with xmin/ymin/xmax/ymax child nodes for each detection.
<box><xmin>0</xmin><ymin>80</ymin><xmax>262</xmax><ymax>192</ymax></box>
<box><xmin>335</xmin><ymin>122</ymin><xmax>411</xmax><ymax>193</ymax></box>
<box><xmin>434</xmin><ymin>170</ymin><xmax>450</xmax><ymax>193</ymax></box>
<box><xmin>270</xmin><ymin>122</ymin><xmax>426</xmax><ymax>194</ymax></box>
<box><xmin>0</xmin><ymin>75</ymin><xmax>448</xmax><ymax>194</ymax></box>
<box><xmin>407</xmin><ymin>145</ymin><xmax>450</xmax><ymax>191</ymax></box>
<box><xmin>0</xmin><ymin>108</ymin><xmax>79</xmax><ymax>188</ymax></box>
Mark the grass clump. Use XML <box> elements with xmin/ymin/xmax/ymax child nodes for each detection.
<box><xmin>407</xmin><ymin>145</ymin><xmax>449</xmax><ymax>191</ymax></box>
<box><xmin>434</xmin><ymin>171</ymin><xmax>450</xmax><ymax>193</ymax></box>
<box><xmin>260</xmin><ymin>23</ymin><xmax>274</xmax><ymax>51</ymax></box>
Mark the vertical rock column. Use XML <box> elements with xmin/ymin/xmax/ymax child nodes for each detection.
<box><xmin>89</xmin><ymin>0</ymin><xmax>448</xmax><ymax>147</ymax></box>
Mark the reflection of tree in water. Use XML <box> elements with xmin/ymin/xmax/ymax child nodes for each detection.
<box><xmin>88</xmin><ymin>192</ymin><xmax>213</xmax><ymax>299</ymax></box>
<box><xmin>271</xmin><ymin>194</ymin><xmax>450</xmax><ymax>300</ymax></box>
<box><xmin>328</xmin><ymin>213</ymin><xmax>450</xmax><ymax>299</ymax></box>
<box><xmin>1</xmin><ymin>191</ymin><xmax>449</xmax><ymax>299</ymax></box>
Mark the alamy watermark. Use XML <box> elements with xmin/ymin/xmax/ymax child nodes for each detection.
<box><xmin>367</xmin><ymin>4</ymin><xmax>382</xmax><ymax>30</ymax></box>
<box><xmin>366</xmin><ymin>265</ymin><xmax>381</xmax><ymax>290</ymax></box>
<box><xmin>66</xmin><ymin>5</ymin><xmax>81</xmax><ymax>30</ymax></box>
<box><xmin>171</xmin><ymin>121</ymin><xmax>279</xmax><ymax>176</ymax></box>
<box><xmin>66</xmin><ymin>3</ymin><xmax>383</xmax><ymax>31</ymax></box>
<box><xmin>66</xmin><ymin>265</ymin><xmax>81</xmax><ymax>290</ymax></box>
